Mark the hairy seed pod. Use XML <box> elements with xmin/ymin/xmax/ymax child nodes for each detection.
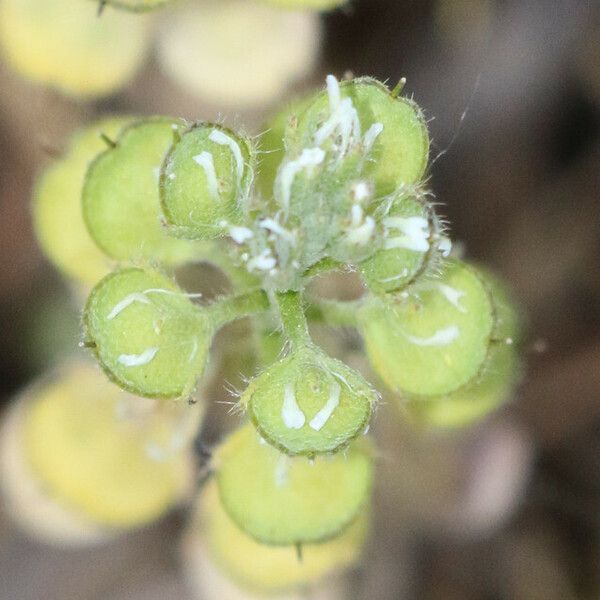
<box><xmin>84</xmin><ymin>268</ymin><xmax>211</xmax><ymax>399</ymax></box>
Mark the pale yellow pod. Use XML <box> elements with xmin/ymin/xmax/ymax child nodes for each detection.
<box><xmin>0</xmin><ymin>0</ymin><xmax>152</xmax><ymax>97</ymax></box>
<box><xmin>0</xmin><ymin>362</ymin><xmax>200</xmax><ymax>543</ymax></box>
<box><xmin>184</xmin><ymin>481</ymin><xmax>367</xmax><ymax>594</ymax></box>
<box><xmin>156</xmin><ymin>0</ymin><xmax>321</xmax><ymax>107</ymax></box>
<box><xmin>32</xmin><ymin>118</ymin><xmax>131</xmax><ymax>287</ymax></box>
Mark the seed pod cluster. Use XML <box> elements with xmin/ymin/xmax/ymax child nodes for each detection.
<box><xmin>20</xmin><ymin>75</ymin><xmax>524</xmax><ymax>594</ymax></box>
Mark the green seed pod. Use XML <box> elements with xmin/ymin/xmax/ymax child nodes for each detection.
<box><xmin>242</xmin><ymin>346</ymin><xmax>377</xmax><ymax>456</ymax></box>
<box><xmin>160</xmin><ymin>123</ymin><xmax>255</xmax><ymax>239</ymax></box>
<box><xmin>406</xmin><ymin>343</ymin><xmax>522</xmax><ymax>428</ymax></box>
<box><xmin>359</xmin><ymin>260</ymin><xmax>495</xmax><ymax>397</ymax></box>
<box><xmin>0</xmin><ymin>0</ymin><xmax>150</xmax><ymax>98</ymax></box>
<box><xmin>194</xmin><ymin>481</ymin><xmax>368</xmax><ymax>594</ymax></box>
<box><xmin>32</xmin><ymin>118</ymin><xmax>131</xmax><ymax>287</ymax></box>
<box><xmin>216</xmin><ymin>425</ymin><xmax>373</xmax><ymax>545</ymax></box>
<box><xmin>84</xmin><ymin>267</ymin><xmax>211</xmax><ymax>399</ymax></box>
<box><xmin>292</xmin><ymin>76</ymin><xmax>430</xmax><ymax>197</ymax></box>
<box><xmin>359</xmin><ymin>192</ymin><xmax>450</xmax><ymax>294</ymax></box>
<box><xmin>99</xmin><ymin>0</ymin><xmax>170</xmax><ymax>12</ymax></box>
<box><xmin>83</xmin><ymin>118</ymin><xmax>199</xmax><ymax>263</ymax></box>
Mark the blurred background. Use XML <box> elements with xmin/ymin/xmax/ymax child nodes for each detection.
<box><xmin>0</xmin><ymin>0</ymin><xmax>599</xmax><ymax>598</ymax></box>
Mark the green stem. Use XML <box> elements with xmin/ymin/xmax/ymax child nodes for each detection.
<box><xmin>306</xmin><ymin>297</ymin><xmax>362</xmax><ymax>328</ymax></box>
<box><xmin>206</xmin><ymin>289</ymin><xmax>270</xmax><ymax>330</ymax></box>
<box><xmin>275</xmin><ymin>291</ymin><xmax>312</xmax><ymax>348</ymax></box>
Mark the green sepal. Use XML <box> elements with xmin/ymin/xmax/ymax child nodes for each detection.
<box><xmin>83</xmin><ymin>267</ymin><xmax>211</xmax><ymax>399</ymax></box>
<box><xmin>242</xmin><ymin>345</ymin><xmax>376</xmax><ymax>456</ymax></box>
<box><xmin>215</xmin><ymin>425</ymin><xmax>373</xmax><ymax>546</ymax></box>
<box><xmin>359</xmin><ymin>259</ymin><xmax>495</xmax><ymax>396</ymax></box>
<box><xmin>83</xmin><ymin>117</ymin><xmax>199</xmax><ymax>264</ymax></box>
<box><xmin>32</xmin><ymin>117</ymin><xmax>131</xmax><ymax>286</ymax></box>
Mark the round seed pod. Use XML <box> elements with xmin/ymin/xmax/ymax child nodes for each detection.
<box><xmin>242</xmin><ymin>347</ymin><xmax>376</xmax><ymax>456</ymax></box>
<box><xmin>0</xmin><ymin>362</ymin><xmax>197</xmax><ymax>541</ymax></box>
<box><xmin>405</xmin><ymin>343</ymin><xmax>522</xmax><ymax>428</ymax></box>
<box><xmin>292</xmin><ymin>77</ymin><xmax>429</xmax><ymax>197</ymax></box>
<box><xmin>32</xmin><ymin>118</ymin><xmax>131</xmax><ymax>287</ymax></box>
<box><xmin>83</xmin><ymin>118</ymin><xmax>199</xmax><ymax>264</ymax></box>
<box><xmin>0</xmin><ymin>0</ymin><xmax>150</xmax><ymax>98</ymax></box>
<box><xmin>160</xmin><ymin>123</ymin><xmax>254</xmax><ymax>239</ymax></box>
<box><xmin>84</xmin><ymin>267</ymin><xmax>211</xmax><ymax>399</ymax></box>
<box><xmin>156</xmin><ymin>1</ymin><xmax>321</xmax><ymax>108</ymax></box>
<box><xmin>190</xmin><ymin>481</ymin><xmax>367</xmax><ymax>594</ymax></box>
<box><xmin>359</xmin><ymin>260</ymin><xmax>495</xmax><ymax>397</ymax></box>
<box><xmin>215</xmin><ymin>425</ymin><xmax>373</xmax><ymax>546</ymax></box>
<box><xmin>359</xmin><ymin>193</ymin><xmax>447</xmax><ymax>295</ymax></box>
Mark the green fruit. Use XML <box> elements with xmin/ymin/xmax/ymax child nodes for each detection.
<box><xmin>243</xmin><ymin>346</ymin><xmax>376</xmax><ymax>456</ymax></box>
<box><xmin>216</xmin><ymin>425</ymin><xmax>373</xmax><ymax>545</ymax></box>
<box><xmin>160</xmin><ymin>123</ymin><xmax>254</xmax><ymax>239</ymax></box>
<box><xmin>360</xmin><ymin>192</ymin><xmax>446</xmax><ymax>294</ymax></box>
<box><xmin>83</xmin><ymin>118</ymin><xmax>199</xmax><ymax>263</ymax></box>
<box><xmin>84</xmin><ymin>267</ymin><xmax>211</xmax><ymax>399</ymax></box>
<box><xmin>359</xmin><ymin>260</ymin><xmax>495</xmax><ymax>396</ymax></box>
<box><xmin>198</xmin><ymin>481</ymin><xmax>368</xmax><ymax>593</ymax></box>
<box><xmin>293</xmin><ymin>77</ymin><xmax>429</xmax><ymax>197</ymax></box>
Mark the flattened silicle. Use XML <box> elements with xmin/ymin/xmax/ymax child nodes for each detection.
<box><xmin>359</xmin><ymin>260</ymin><xmax>495</xmax><ymax>396</ymax></box>
<box><xmin>216</xmin><ymin>425</ymin><xmax>373</xmax><ymax>545</ymax></box>
<box><xmin>244</xmin><ymin>348</ymin><xmax>376</xmax><ymax>456</ymax></box>
<box><xmin>360</xmin><ymin>193</ymin><xmax>443</xmax><ymax>294</ymax></box>
<box><xmin>83</xmin><ymin>118</ymin><xmax>198</xmax><ymax>264</ymax></box>
<box><xmin>84</xmin><ymin>268</ymin><xmax>210</xmax><ymax>399</ymax></box>
<box><xmin>160</xmin><ymin>123</ymin><xmax>254</xmax><ymax>239</ymax></box>
<box><xmin>293</xmin><ymin>77</ymin><xmax>429</xmax><ymax>197</ymax></box>
<box><xmin>198</xmin><ymin>482</ymin><xmax>368</xmax><ymax>593</ymax></box>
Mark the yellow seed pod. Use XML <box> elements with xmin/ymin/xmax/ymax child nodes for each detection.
<box><xmin>190</xmin><ymin>482</ymin><xmax>367</xmax><ymax>594</ymax></box>
<box><xmin>156</xmin><ymin>0</ymin><xmax>321</xmax><ymax>107</ymax></box>
<box><xmin>0</xmin><ymin>397</ymin><xmax>111</xmax><ymax>545</ymax></box>
<box><xmin>0</xmin><ymin>0</ymin><xmax>151</xmax><ymax>98</ymax></box>
<box><xmin>0</xmin><ymin>362</ymin><xmax>199</xmax><ymax>541</ymax></box>
<box><xmin>32</xmin><ymin>118</ymin><xmax>131</xmax><ymax>287</ymax></box>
